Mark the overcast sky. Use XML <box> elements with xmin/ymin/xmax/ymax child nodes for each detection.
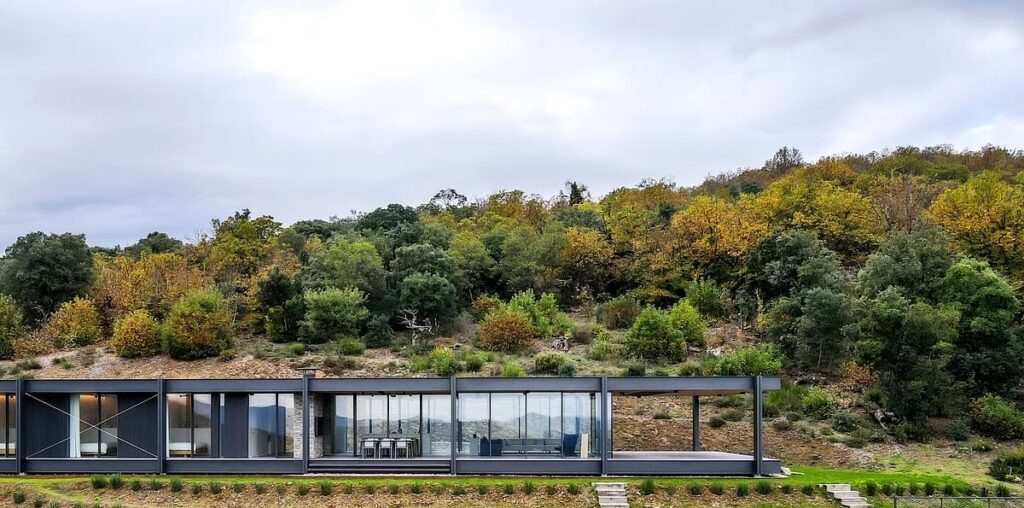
<box><xmin>1</xmin><ymin>1</ymin><xmax>1022</xmax><ymax>248</ymax></box>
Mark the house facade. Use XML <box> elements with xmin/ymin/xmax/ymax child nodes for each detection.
<box><xmin>0</xmin><ymin>375</ymin><xmax>781</xmax><ymax>476</ymax></box>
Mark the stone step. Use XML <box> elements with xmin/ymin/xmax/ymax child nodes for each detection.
<box><xmin>832</xmin><ymin>491</ymin><xmax>863</xmax><ymax>499</ymax></box>
<box><xmin>822</xmin><ymin>483</ymin><xmax>851</xmax><ymax>491</ymax></box>
<box><xmin>839</xmin><ymin>502</ymin><xmax>871</xmax><ymax>508</ymax></box>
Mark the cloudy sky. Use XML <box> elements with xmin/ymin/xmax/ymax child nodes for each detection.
<box><xmin>1</xmin><ymin>1</ymin><xmax>1022</xmax><ymax>248</ymax></box>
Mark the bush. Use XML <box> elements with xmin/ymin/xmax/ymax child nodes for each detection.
<box><xmin>533</xmin><ymin>352</ymin><xmax>568</xmax><ymax>375</ymax></box>
<box><xmin>771</xmin><ymin>419</ymin><xmax>792</xmax><ymax>431</ymax></box>
<box><xmin>111</xmin><ymin>310</ymin><xmax>161</xmax><ymax>358</ymax></box>
<box><xmin>710</xmin><ymin>484</ymin><xmax>725</xmax><ymax>495</ymax></box>
<box><xmin>191</xmin><ymin>483</ymin><xmax>202</xmax><ymax>495</ymax></box>
<box><xmin>756</xmin><ymin>481</ymin><xmax>772</xmax><ymax>495</ymax></box>
<box><xmin>709</xmin><ymin>416</ymin><xmax>726</xmax><ymax>428</ymax></box>
<box><xmin>687</xmin><ymin>278</ymin><xmax>727</xmax><ymax>318</ymax></box>
<box><xmin>429</xmin><ymin>346</ymin><xmax>458</xmax><ymax>376</ymax></box>
<box><xmin>501</xmin><ymin>362</ymin><xmax>524</xmax><ymax>377</ymax></box>
<box><xmin>46</xmin><ymin>297</ymin><xmax>101</xmax><ymax>348</ymax></box>
<box><xmin>302</xmin><ymin>287</ymin><xmax>369</xmax><ymax>344</ymax></box>
<box><xmin>286</xmin><ymin>343</ymin><xmax>305</xmax><ymax>357</ymax></box>
<box><xmin>164</xmin><ymin>288</ymin><xmax>232</xmax><ymax>359</ymax></box>
<box><xmin>589</xmin><ymin>327</ymin><xmax>619</xmax><ymax>360</ymax></box>
<box><xmin>208</xmin><ymin>482</ymin><xmax>222</xmax><ymax>494</ymax></box>
<box><xmin>722</xmin><ymin>408</ymin><xmax>745</xmax><ymax>421</ymax></box>
<box><xmin>801</xmin><ymin>484</ymin><xmax>815</xmax><ymax>496</ymax></box>
<box><xmin>478</xmin><ymin>307</ymin><xmax>534</xmax><ymax>353</ymax></box>
<box><xmin>801</xmin><ymin>387</ymin><xmax>838</xmax><ymax>418</ymax></box>
<box><xmin>318</xmin><ymin>481</ymin><xmax>332</xmax><ymax>496</ymax></box>
<box><xmin>13</xmin><ymin>331</ymin><xmax>53</xmax><ymax>358</ymax></box>
<box><xmin>451</xmin><ymin>485</ymin><xmax>467</xmax><ymax>496</ymax></box>
<box><xmin>522</xmin><ymin>481</ymin><xmax>535</xmax><ymax>495</ymax></box>
<box><xmin>12</xmin><ymin>491</ymin><xmax>25</xmax><ymax>504</ymax></box>
<box><xmin>736</xmin><ymin>484</ymin><xmax>749</xmax><ymax>497</ymax></box>
<box><xmin>989</xmin><ymin>447</ymin><xmax>1024</xmax><ymax>481</ymax></box>
<box><xmin>639</xmin><ymin>478</ymin><xmax>656</xmax><ymax>495</ymax></box>
<box><xmin>476</xmin><ymin>484</ymin><xmax>489</xmax><ymax>495</ymax></box>
<box><xmin>90</xmin><ymin>475</ymin><xmax>107</xmax><ymax>489</ymax></box>
<box><xmin>688</xmin><ymin>484</ymin><xmax>702</xmax><ymax>495</ymax></box>
<box><xmin>831</xmin><ymin>411</ymin><xmax>860</xmax><ymax>433</ymax></box>
<box><xmin>623</xmin><ymin>306</ymin><xmax>685</xmax><ymax>363</ymax></box>
<box><xmin>623</xmin><ymin>362</ymin><xmax>646</xmax><ymax>376</ymax></box>
<box><xmin>597</xmin><ymin>296</ymin><xmax>641</xmax><ymax>329</ymax></box>
<box><xmin>557</xmin><ymin>360</ymin><xmax>577</xmax><ymax>377</ymax></box>
<box><xmin>471</xmin><ymin>294</ymin><xmax>503</xmax><ymax>321</ymax></box>
<box><xmin>148</xmin><ymin>478</ymin><xmax>162</xmax><ymax>490</ymax></box>
<box><xmin>506</xmin><ymin>290</ymin><xmax>566</xmax><ymax>338</ymax></box>
<box><xmin>892</xmin><ymin>421</ymin><xmax>931</xmax><ymax>443</ymax></box>
<box><xmin>568</xmin><ymin>484</ymin><xmax>581</xmax><ymax>495</ymax></box>
<box><xmin>409</xmin><ymin>483</ymin><xmax>423</xmax><ymax>495</ymax></box>
<box><xmin>170</xmin><ymin>477</ymin><xmax>183</xmax><ymax>492</ymax></box>
<box><xmin>337</xmin><ymin>337</ymin><xmax>366</xmax><ymax>356</ymax></box>
<box><xmin>503</xmin><ymin>483</ymin><xmax>514</xmax><ymax>495</ymax></box>
<box><xmin>362</xmin><ymin>314</ymin><xmax>395</xmax><ymax>348</ymax></box>
<box><xmin>654</xmin><ymin>410</ymin><xmax>672</xmax><ymax>420</ymax></box>
<box><xmin>0</xmin><ymin>295</ymin><xmax>24</xmax><ymax>360</ymax></box>
<box><xmin>666</xmin><ymin>300</ymin><xmax>706</xmax><ymax>346</ymax></box>
<box><xmin>570</xmin><ymin>322</ymin><xmax>599</xmax><ymax>345</ymax></box>
<box><xmin>297</xmin><ymin>484</ymin><xmax>310</xmax><ymax>496</ymax></box>
<box><xmin>996</xmin><ymin>484</ymin><xmax>1011</xmax><ymax>497</ymax></box>
<box><xmin>970</xmin><ymin>394</ymin><xmax>1024</xmax><ymax>440</ymax></box>
<box><xmin>462</xmin><ymin>351</ymin><xmax>486</xmax><ymax>372</ymax></box>
<box><xmin>781</xmin><ymin>484</ymin><xmax>792</xmax><ymax>494</ymax></box>
<box><xmin>109</xmin><ymin>473</ymin><xmax>123</xmax><ymax>489</ymax></box>
<box><xmin>714</xmin><ymin>344</ymin><xmax>783</xmax><ymax>376</ymax></box>
<box><xmin>343</xmin><ymin>484</ymin><xmax>354</xmax><ymax>494</ymax></box>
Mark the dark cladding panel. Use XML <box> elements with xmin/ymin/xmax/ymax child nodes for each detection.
<box><xmin>220</xmin><ymin>393</ymin><xmax>248</xmax><ymax>458</ymax></box>
<box><xmin>24</xmin><ymin>393</ymin><xmax>69</xmax><ymax>458</ymax></box>
<box><xmin>116</xmin><ymin>394</ymin><xmax>158</xmax><ymax>459</ymax></box>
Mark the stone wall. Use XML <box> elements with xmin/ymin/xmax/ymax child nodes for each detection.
<box><xmin>290</xmin><ymin>393</ymin><xmax>326</xmax><ymax>459</ymax></box>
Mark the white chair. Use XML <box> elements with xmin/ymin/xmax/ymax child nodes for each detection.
<box><xmin>378</xmin><ymin>438</ymin><xmax>394</xmax><ymax>459</ymax></box>
<box><xmin>394</xmin><ymin>439</ymin><xmax>410</xmax><ymax>459</ymax></box>
<box><xmin>361</xmin><ymin>438</ymin><xmax>377</xmax><ymax>458</ymax></box>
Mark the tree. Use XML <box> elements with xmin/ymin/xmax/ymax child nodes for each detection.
<box><xmin>0</xmin><ymin>232</ymin><xmax>94</xmax><ymax>323</ymax></box>
<box><xmin>110</xmin><ymin>310</ymin><xmax>161</xmax><ymax>358</ymax></box>
<box><xmin>623</xmin><ymin>306</ymin><xmax>685</xmax><ymax>363</ymax></box>
<box><xmin>939</xmin><ymin>259</ymin><xmax>1024</xmax><ymax>397</ymax></box>
<box><xmin>357</xmin><ymin>204</ymin><xmax>419</xmax><ymax>232</ymax></box>
<box><xmin>125</xmin><ymin>232</ymin><xmax>183</xmax><ymax>258</ymax></box>
<box><xmin>398</xmin><ymin>272</ymin><xmax>457</xmax><ymax>326</ymax></box>
<box><xmin>447</xmin><ymin>232</ymin><xmax>496</xmax><ymax>303</ymax></box>
<box><xmin>763</xmin><ymin>146</ymin><xmax>804</xmax><ymax>175</ymax></box>
<box><xmin>300</xmin><ymin>238</ymin><xmax>387</xmax><ymax>307</ymax></box>
<box><xmin>857</xmin><ymin>223</ymin><xmax>954</xmax><ymax>301</ymax></box>
<box><xmin>165</xmin><ymin>288</ymin><xmax>233</xmax><ymax>360</ymax></box>
<box><xmin>0</xmin><ymin>295</ymin><xmax>23</xmax><ymax>359</ymax></box>
<box><xmin>205</xmin><ymin>210</ymin><xmax>282</xmax><ymax>282</ymax></box>
<box><xmin>855</xmin><ymin>287</ymin><xmax>959</xmax><ymax>420</ymax></box>
<box><xmin>928</xmin><ymin>172</ymin><xmax>1024</xmax><ymax>278</ymax></box>
<box><xmin>666</xmin><ymin>300</ymin><xmax>706</xmax><ymax>346</ymax></box>
<box><xmin>301</xmin><ymin>287</ymin><xmax>369</xmax><ymax>344</ymax></box>
<box><xmin>91</xmin><ymin>253</ymin><xmax>210</xmax><ymax>324</ymax></box>
<box><xmin>566</xmin><ymin>181</ymin><xmax>589</xmax><ymax>206</ymax></box>
<box><xmin>45</xmin><ymin>297</ymin><xmax>102</xmax><ymax>348</ymax></box>
<box><xmin>557</xmin><ymin>227</ymin><xmax>614</xmax><ymax>299</ymax></box>
<box><xmin>390</xmin><ymin>244</ymin><xmax>456</xmax><ymax>281</ymax></box>
<box><xmin>256</xmin><ymin>267</ymin><xmax>303</xmax><ymax>342</ymax></box>
<box><xmin>668</xmin><ymin>195</ymin><xmax>767</xmax><ymax>278</ymax></box>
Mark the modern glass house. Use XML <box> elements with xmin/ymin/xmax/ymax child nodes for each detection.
<box><xmin>1</xmin><ymin>376</ymin><xmax>781</xmax><ymax>476</ymax></box>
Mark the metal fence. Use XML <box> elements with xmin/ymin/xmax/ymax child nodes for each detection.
<box><xmin>894</xmin><ymin>498</ymin><xmax>1024</xmax><ymax>508</ymax></box>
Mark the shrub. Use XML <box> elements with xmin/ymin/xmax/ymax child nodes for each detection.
<box><xmin>522</xmin><ymin>481</ymin><xmax>535</xmax><ymax>495</ymax></box>
<box><xmin>908</xmin><ymin>483</ymin><xmax>920</xmax><ymax>495</ymax></box>
<box><xmin>756</xmin><ymin>481</ymin><xmax>772</xmax><ymax>495</ymax></box>
<box><xmin>924</xmin><ymin>482</ymin><xmax>936</xmax><ymax>496</ymax></box>
<box><xmin>710</xmin><ymin>484</ymin><xmax>725</xmax><ymax>495</ymax></box>
<box><xmin>589</xmin><ymin>327</ymin><xmax>619</xmax><ymax>360</ymax></box>
<box><xmin>460</xmin><ymin>351</ymin><xmax>486</xmax><ymax>372</ymax></box>
<box><xmin>570</xmin><ymin>322</ymin><xmax>599</xmax><ymax>345</ymax></box>
<box><xmin>623</xmin><ymin>362</ymin><xmax>646</xmax><ymax>376</ymax></box>
<box><xmin>771</xmin><ymin>419</ymin><xmax>792</xmax><ymax>431</ymax></box>
<box><xmin>218</xmin><ymin>348</ymin><xmax>237</xmax><ymax>361</ymax></box>
<box><xmin>302</xmin><ymin>288</ymin><xmax>369</xmax><ymax>344</ymax></box>
<box><xmin>780</xmin><ymin>484</ymin><xmax>792</xmax><ymax>494</ymax></box>
<box><xmin>253</xmin><ymin>483</ymin><xmax>267</xmax><ymax>495</ymax></box>
<box><xmin>688</xmin><ymin>484</ymin><xmax>702</xmax><ymax>495</ymax></box>
<box><xmin>318</xmin><ymin>480</ymin><xmax>332</xmax><ymax>496</ymax></box>
<box><xmin>13</xmin><ymin>331</ymin><xmax>53</xmax><ymax>358</ymax></box>
<box><xmin>0</xmin><ymin>295</ymin><xmax>24</xmax><ymax>359</ymax></box>
<box><xmin>895</xmin><ymin>484</ymin><xmax>906</xmax><ymax>496</ymax></box>
<box><xmin>337</xmin><ymin>337</ymin><xmax>366</xmax><ymax>356</ymax></box>
<box><xmin>191</xmin><ymin>483</ymin><xmax>202</xmax><ymax>495</ymax></box>
<box><xmin>297</xmin><ymin>484</ymin><xmax>310</xmax><ymax>496</ymax></box>
<box><xmin>232</xmin><ymin>483</ymin><xmax>244</xmax><ymax>493</ymax></box>
<box><xmin>111</xmin><ymin>310</ymin><xmax>161</xmax><ymax>358</ymax></box>
<box><xmin>164</xmin><ymin>288</ymin><xmax>232</xmax><ymax>359</ymax></box>
<box><xmin>831</xmin><ymin>411</ymin><xmax>861</xmax><ymax>433</ymax></box>
<box><xmin>13</xmin><ymin>491</ymin><xmax>25</xmax><ymax>504</ymax></box>
<box><xmin>568</xmin><ymin>484</ymin><xmax>581</xmax><ymax>495</ymax></box>
<box><xmin>343</xmin><ymin>484</ymin><xmax>354</xmax><ymax>494</ymax></box>
<box><xmin>687</xmin><ymin>278</ymin><xmax>727</xmax><ymax>318</ymax></box>
<box><xmin>409</xmin><ymin>483</ymin><xmax>423</xmax><ymax>495</ymax></box>
<box><xmin>947</xmin><ymin>420</ymin><xmax>971</xmax><ymax>441</ymax></box>
<box><xmin>653</xmin><ymin>410</ymin><xmax>672</xmax><ymax>420</ymax></box>
<box><xmin>501</xmin><ymin>362</ymin><xmax>524</xmax><ymax>377</ymax></box>
<box><xmin>714</xmin><ymin>344</ymin><xmax>783</xmax><ymax>376</ymax></box>
<box><xmin>709</xmin><ymin>416</ymin><xmax>726</xmax><ymax>428</ymax></box>
<box><xmin>506</xmin><ymin>290</ymin><xmax>566</xmax><ymax>338</ymax></box>
<box><xmin>533</xmin><ymin>352</ymin><xmax>568</xmax><ymax>375</ymax></box>
<box><xmin>623</xmin><ymin>307</ymin><xmax>685</xmax><ymax>362</ymax></box>
<box><xmin>46</xmin><ymin>297</ymin><xmax>101</xmax><ymax>348</ymax></box>
<box><xmin>471</xmin><ymin>294</ymin><xmax>503</xmax><ymax>321</ymax></box>
<box><xmin>108</xmin><ymin>473</ymin><xmax>123</xmax><ymax>489</ymax></box>
<box><xmin>996</xmin><ymin>484</ymin><xmax>1011</xmax><ymax>497</ymax></box>
<box><xmin>892</xmin><ymin>421</ymin><xmax>931</xmax><ymax>443</ymax></box>
<box><xmin>722</xmin><ymin>409</ymin><xmax>745</xmax><ymax>422</ymax></box>
<box><xmin>148</xmin><ymin>478</ymin><xmax>162</xmax><ymax>490</ymax></box>
<box><xmin>736</xmin><ymin>484</ymin><xmax>749</xmax><ymax>497</ymax></box>
<box><xmin>429</xmin><ymin>346</ymin><xmax>458</xmax><ymax>376</ymax></box>
<box><xmin>801</xmin><ymin>485</ymin><xmax>815</xmax><ymax>496</ymax></box>
<box><xmin>666</xmin><ymin>300</ymin><xmax>706</xmax><ymax>346</ymax></box>
<box><xmin>557</xmin><ymin>360</ymin><xmax>577</xmax><ymax>377</ymax></box>
<box><xmin>270</xmin><ymin>483</ymin><xmax>282</xmax><ymax>496</ymax></box>
<box><xmin>942</xmin><ymin>484</ymin><xmax>956</xmax><ymax>496</ymax></box>
<box><xmin>286</xmin><ymin>342</ymin><xmax>306</xmax><ymax>357</ymax></box>
<box><xmin>476</xmin><ymin>484</ymin><xmax>489</xmax><ymax>495</ymax></box>
<box><xmin>503</xmin><ymin>483</ymin><xmax>514</xmax><ymax>495</ymax></box>
<box><xmin>478</xmin><ymin>307</ymin><xmax>534</xmax><ymax>353</ymax></box>
<box><xmin>881</xmin><ymin>483</ymin><xmax>893</xmax><ymax>496</ymax></box>
<box><xmin>362</xmin><ymin>313</ymin><xmax>395</xmax><ymax>348</ymax></box>
<box><xmin>862</xmin><ymin>482</ymin><xmax>876</xmax><ymax>495</ymax></box>
<box><xmin>90</xmin><ymin>475</ymin><xmax>107</xmax><ymax>489</ymax></box>
<box><xmin>170</xmin><ymin>477</ymin><xmax>183</xmax><ymax>492</ymax></box>
<box><xmin>989</xmin><ymin>447</ymin><xmax>1024</xmax><ymax>481</ymax></box>
<box><xmin>597</xmin><ymin>296</ymin><xmax>641</xmax><ymax>329</ymax></box>
<box><xmin>969</xmin><ymin>394</ymin><xmax>1024</xmax><ymax>440</ymax></box>
<box><xmin>452</xmin><ymin>485</ymin><xmax>467</xmax><ymax>496</ymax></box>
<box><xmin>801</xmin><ymin>387</ymin><xmax>838</xmax><ymax>418</ymax></box>
<box><xmin>639</xmin><ymin>478</ymin><xmax>656</xmax><ymax>495</ymax></box>
<box><xmin>208</xmin><ymin>482</ymin><xmax>222</xmax><ymax>494</ymax></box>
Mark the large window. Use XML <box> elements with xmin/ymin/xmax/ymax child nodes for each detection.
<box><xmin>422</xmin><ymin>394</ymin><xmax>450</xmax><ymax>457</ymax></box>
<box><xmin>331</xmin><ymin>394</ymin><xmax>449</xmax><ymax>457</ymax></box>
<box><xmin>330</xmin><ymin>396</ymin><xmax>354</xmax><ymax>455</ymax></box>
<box><xmin>167</xmin><ymin>393</ymin><xmax>213</xmax><ymax>457</ymax></box>
<box><xmin>248</xmin><ymin>393</ymin><xmax>294</xmax><ymax>458</ymax></box>
<box><xmin>0</xmin><ymin>394</ymin><xmax>14</xmax><ymax>457</ymax></box>
<box><xmin>355</xmin><ymin>395</ymin><xmax>386</xmax><ymax>437</ymax></box>
<box><xmin>388</xmin><ymin>395</ymin><xmax>419</xmax><ymax>435</ymax></box>
<box><xmin>77</xmin><ymin>394</ymin><xmax>117</xmax><ymax>457</ymax></box>
<box><xmin>457</xmin><ymin>392</ymin><xmax>599</xmax><ymax>458</ymax></box>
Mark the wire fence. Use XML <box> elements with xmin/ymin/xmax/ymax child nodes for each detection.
<box><xmin>893</xmin><ymin>498</ymin><xmax>1024</xmax><ymax>508</ymax></box>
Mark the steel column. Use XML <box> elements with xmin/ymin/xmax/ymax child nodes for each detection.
<box><xmin>449</xmin><ymin>375</ymin><xmax>457</xmax><ymax>475</ymax></box>
<box><xmin>692</xmin><ymin>395</ymin><xmax>700</xmax><ymax>452</ymax></box>
<box><xmin>753</xmin><ymin>375</ymin><xmax>763</xmax><ymax>477</ymax></box>
<box><xmin>600</xmin><ymin>376</ymin><xmax>608</xmax><ymax>476</ymax></box>
<box><xmin>301</xmin><ymin>373</ymin><xmax>311</xmax><ymax>473</ymax></box>
<box><xmin>156</xmin><ymin>379</ymin><xmax>165</xmax><ymax>474</ymax></box>
<box><xmin>15</xmin><ymin>378</ymin><xmax>24</xmax><ymax>474</ymax></box>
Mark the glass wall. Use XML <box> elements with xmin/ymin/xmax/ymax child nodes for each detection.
<box><xmin>0</xmin><ymin>395</ymin><xmax>14</xmax><ymax>457</ymax></box>
<box><xmin>167</xmin><ymin>393</ymin><xmax>214</xmax><ymax>458</ymax></box>
<box><xmin>456</xmin><ymin>392</ymin><xmax>599</xmax><ymax>458</ymax></box>
<box><xmin>422</xmin><ymin>394</ymin><xmax>450</xmax><ymax>457</ymax></box>
<box><xmin>388</xmin><ymin>395</ymin><xmax>419</xmax><ymax>435</ymax></box>
<box><xmin>247</xmin><ymin>393</ymin><xmax>293</xmax><ymax>458</ymax></box>
<box><xmin>355</xmin><ymin>395</ymin><xmax>386</xmax><ymax>437</ymax></box>
<box><xmin>78</xmin><ymin>394</ymin><xmax>117</xmax><ymax>457</ymax></box>
<box><xmin>277</xmin><ymin>393</ymin><xmax>294</xmax><ymax>458</ymax></box>
<box><xmin>330</xmin><ymin>396</ymin><xmax>354</xmax><ymax>455</ymax></box>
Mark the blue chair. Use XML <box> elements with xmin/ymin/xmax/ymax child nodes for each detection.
<box><xmin>479</xmin><ymin>437</ymin><xmax>490</xmax><ymax>456</ymax></box>
<box><xmin>561</xmin><ymin>434</ymin><xmax>579</xmax><ymax>457</ymax></box>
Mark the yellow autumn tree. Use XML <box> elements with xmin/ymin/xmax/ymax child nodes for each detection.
<box><xmin>927</xmin><ymin>172</ymin><xmax>1024</xmax><ymax>278</ymax></box>
<box><xmin>92</xmin><ymin>252</ymin><xmax>210</xmax><ymax>324</ymax></box>
<box><xmin>558</xmin><ymin>226</ymin><xmax>615</xmax><ymax>297</ymax></box>
<box><xmin>669</xmin><ymin>195</ymin><xmax>768</xmax><ymax>277</ymax></box>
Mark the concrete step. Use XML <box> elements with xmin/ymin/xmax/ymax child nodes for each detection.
<box><xmin>839</xmin><ymin>502</ymin><xmax>871</xmax><ymax>508</ymax></box>
<box><xmin>832</xmin><ymin>491</ymin><xmax>863</xmax><ymax>499</ymax></box>
<box><xmin>822</xmin><ymin>483</ymin><xmax>851</xmax><ymax>491</ymax></box>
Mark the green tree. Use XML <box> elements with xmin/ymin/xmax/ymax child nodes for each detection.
<box><xmin>855</xmin><ymin>287</ymin><xmax>959</xmax><ymax>420</ymax></box>
<box><xmin>0</xmin><ymin>295</ymin><xmax>23</xmax><ymax>359</ymax></box>
<box><xmin>165</xmin><ymin>288</ymin><xmax>233</xmax><ymax>360</ymax></box>
<box><xmin>357</xmin><ymin>204</ymin><xmax>419</xmax><ymax>232</ymax></box>
<box><xmin>390</xmin><ymin>244</ymin><xmax>456</xmax><ymax>281</ymax></box>
<box><xmin>256</xmin><ymin>267</ymin><xmax>303</xmax><ymax>342</ymax></box>
<box><xmin>623</xmin><ymin>306</ymin><xmax>685</xmax><ymax>363</ymax></box>
<box><xmin>939</xmin><ymin>259</ymin><xmax>1024</xmax><ymax>397</ymax></box>
<box><xmin>666</xmin><ymin>300</ymin><xmax>706</xmax><ymax>346</ymax></box>
<box><xmin>398</xmin><ymin>272</ymin><xmax>457</xmax><ymax>325</ymax></box>
<box><xmin>447</xmin><ymin>232</ymin><xmax>496</xmax><ymax>303</ymax></box>
<box><xmin>858</xmin><ymin>223</ymin><xmax>954</xmax><ymax>301</ymax></box>
<box><xmin>125</xmin><ymin>232</ymin><xmax>183</xmax><ymax>258</ymax></box>
<box><xmin>302</xmin><ymin>287</ymin><xmax>369</xmax><ymax>344</ymax></box>
<box><xmin>0</xmin><ymin>232</ymin><xmax>95</xmax><ymax>323</ymax></box>
<box><xmin>300</xmin><ymin>238</ymin><xmax>387</xmax><ymax>305</ymax></box>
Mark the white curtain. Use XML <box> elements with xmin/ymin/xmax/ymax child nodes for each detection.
<box><xmin>69</xmin><ymin>395</ymin><xmax>81</xmax><ymax>458</ymax></box>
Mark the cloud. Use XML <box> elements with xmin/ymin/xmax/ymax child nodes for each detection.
<box><xmin>0</xmin><ymin>0</ymin><xmax>1021</xmax><ymax>247</ymax></box>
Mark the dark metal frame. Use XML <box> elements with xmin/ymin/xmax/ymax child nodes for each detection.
<box><xmin>1</xmin><ymin>375</ymin><xmax>780</xmax><ymax>476</ymax></box>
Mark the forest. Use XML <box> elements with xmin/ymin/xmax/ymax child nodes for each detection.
<box><xmin>3</xmin><ymin>143</ymin><xmax>1024</xmax><ymax>449</ymax></box>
